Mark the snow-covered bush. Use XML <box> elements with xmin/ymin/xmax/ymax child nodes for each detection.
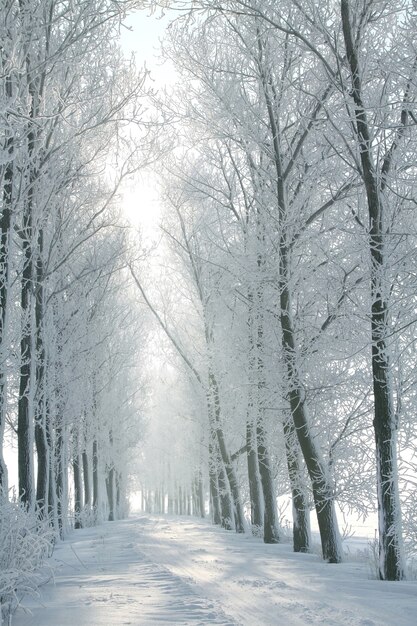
<box><xmin>0</xmin><ymin>494</ymin><xmax>55</xmax><ymax>624</ymax></box>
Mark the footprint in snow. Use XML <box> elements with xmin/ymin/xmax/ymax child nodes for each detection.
<box><xmin>235</xmin><ymin>577</ymin><xmax>289</xmax><ymax>590</ymax></box>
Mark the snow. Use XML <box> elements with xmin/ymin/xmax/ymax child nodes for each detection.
<box><xmin>12</xmin><ymin>515</ymin><xmax>417</xmax><ymax>626</ymax></box>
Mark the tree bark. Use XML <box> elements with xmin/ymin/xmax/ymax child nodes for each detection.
<box><xmin>73</xmin><ymin>453</ymin><xmax>83</xmax><ymax>529</ymax></box>
<box><xmin>18</xmin><ymin>0</ymin><xmax>40</xmax><ymax>507</ymax></box>
<box><xmin>35</xmin><ymin>419</ymin><xmax>48</xmax><ymax>515</ymax></box>
<box><xmin>284</xmin><ymin>416</ymin><xmax>311</xmax><ymax>553</ymax></box>
<box><xmin>249</xmin><ymin>268</ymin><xmax>280</xmax><ymax>543</ymax></box>
<box><xmin>106</xmin><ymin>465</ymin><xmax>115</xmax><ymax>521</ymax></box>
<box><xmin>257</xmin><ymin>420</ymin><xmax>280</xmax><ymax>544</ymax></box>
<box><xmin>209</xmin><ymin>372</ymin><xmax>245</xmax><ymax>532</ymax></box>
<box><xmin>280</xmin><ymin>279</ymin><xmax>342</xmax><ymax>562</ymax></box>
<box><xmin>47</xmin><ymin>408</ymin><xmax>56</xmax><ymax>524</ymax></box>
<box><xmin>0</xmin><ymin>67</ymin><xmax>13</xmax><ymax>494</ymax></box>
<box><xmin>82</xmin><ymin>450</ymin><xmax>91</xmax><ymax>508</ymax></box>
<box><xmin>246</xmin><ymin>418</ymin><xmax>264</xmax><ymax>530</ymax></box>
<box><xmin>198</xmin><ymin>470</ymin><xmax>205</xmax><ymax>518</ymax></box>
<box><xmin>18</xmin><ymin>202</ymin><xmax>34</xmax><ymax>507</ymax></box>
<box><xmin>55</xmin><ymin>421</ymin><xmax>64</xmax><ymax>536</ymax></box>
<box><xmin>35</xmin><ymin>229</ymin><xmax>49</xmax><ymax>516</ymax></box>
<box><xmin>217</xmin><ymin>459</ymin><xmax>234</xmax><ymax>530</ymax></box>
<box><xmin>209</xmin><ymin>441</ymin><xmax>222</xmax><ymax>525</ymax></box>
<box><xmin>92</xmin><ymin>439</ymin><xmax>99</xmax><ymax>511</ymax></box>
<box><xmin>341</xmin><ymin>0</ymin><xmax>405</xmax><ymax>580</ymax></box>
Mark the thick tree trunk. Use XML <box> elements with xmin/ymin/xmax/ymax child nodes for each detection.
<box><xmin>208</xmin><ymin>441</ymin><xmax>222</xmax><ymax>525</ymax></box>
<box><xmin>178</xmin><ymin>485</ymin><xmax>184</xmax><ymax>515</ymax></box>
<box><xmin>106</xmin><ymin>465</ymin><xmax>115</xmax><ymax>521</ymax></box>
<box><xmin>284</xmin><ymin>416</ymin><xmax>311</xmax><ymax>553</ymax></box>
<box><xmin>116</xmin><ymin>472</ymin><xmax>122</xmax><ymax>517</ymax></box>
<box><xmin>341</xmin><ymin>0</ymin><xmax>405</xmax><ymax>580</ymax></box>
<box><xmin>209</xmin><ymin>372</ymin><xmax>245</xmax><ymax>533</ymax></box>
<box><xmin>35</xmin><ymin>419</ymin><xmax>48</xmax><ymax>515</ymax></box>
<box><xmin>281</xmin><ymin>279</ymin><xmax>341</xmax><ymax>562</ymax></box>
<box><xmin>250</xmin><ymin>282</ymin><xmax>280</xmax><ymax>543</ymax></box>
<box><xmin>372</xmin><ymin>306</ymin><xmax>404</xmax><ymax>579</ymax></box>
<box><xmin>246</xmin><ymin>288</ymin><xmax>264</xmax><ymax>533</ymax></box>
<box><xmin>0</xmin><ymin>72</ymin><xmax>13</xmax><ymax>494</ymax></box>
<box><xmin>246</xmin><ymin>419</ymin><xmax>263</xmax><ymax>530</ymax></box>
<box><xmin>92</xmin><ymin>439</ymin><xmax>99</xmax><ymax>511</ymax></box>
<box><xmin>192</xmin><ymin>476</ymin><xmax>200</xmax><ymax>516</ymax></box>
<box><xmin>82</xmin><ymin>450</ymin><xmax>91</xmax><ymax>508</ymax></box>
<box><xmin>47</xmin><ymin>419</ymin><xmax>56</xmax><ymax>525</ymax></box>
<box><xmin>18</xmin><ymin>179</ymin><xmax>34</xmax><ymax>507</ymax></box>
<box><xmin>18</xmin><ymin>230</ymin><xmax>34</xmax><ymax>507</ymax></box>
<box><xmin>34</xmin><ymin>228</ymin><xmax>49</xmax><ymax>517</ymax></box>
<box><xmin>198</xmin><ymin>470</ymin><xmax>205</xmax><ymax>518</ymax></box>
<box><xmin>217</xmin><ymin>460</ymin><xmax>234</xmax><ymax>530</ymax></box>
<box><xmin>73</xmin><ymin>453</ymin><xmax>83</xmax><ymax>529</ymax></box>
<box><xmin>18</xmin><ymin>0</ymin><xmax>42</xmax><ymax>509</ymax></box>
<box><xmin>161</xmin><ymin>486</ymin><xmax>165</xmax><ymax>514</ymax></box>
<box><xmin>288</xmin><ymin>382</ymin><xmax>341</xmax><ymax>561</ymax></box>
<box><xmin>257</xmin><ymin>420</ymin><xmax>280</xmax><ymax>544</ymax></box>
<box><xmin>55</xmin><ymin>422</ymin><xmax>64</xmax><ymax>536</ymax></box>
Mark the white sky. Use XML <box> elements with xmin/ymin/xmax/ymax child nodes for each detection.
<box><xmin>121</xmin><ymin>8</ymin><xmax>174</xmax><ymax>82</ymax></box>
<box><xmin>120</xmin><ymin>8</ymin><xmax>176</xmax><ymax>232</ymax></box>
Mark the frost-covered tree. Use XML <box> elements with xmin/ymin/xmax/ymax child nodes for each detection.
<box><xmin>151</xmin><ymin>0</ymin><xmax>417</xmax><ymax>578</ymax></box>
<box><xmin>0</xmin><ymin>0</ymin><xmax>148</xmax><ymax>526</ymax></box>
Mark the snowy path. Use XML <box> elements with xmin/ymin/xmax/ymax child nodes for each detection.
<box><xmin>12</xmin><ymin>515</ymin><xmax>417</xmax><ymax>625</ymax></box>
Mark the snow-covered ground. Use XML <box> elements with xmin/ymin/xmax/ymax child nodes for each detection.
<box><xmin>12</xmin><ymin>515</ymin><xmax>417</xmax><ymax>625</ymax></box>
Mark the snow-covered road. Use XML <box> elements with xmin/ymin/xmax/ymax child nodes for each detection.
<box><xmin>12</xmin><ymin>515</ymin><xmax>417</xmax><ymax>625</ymax></box>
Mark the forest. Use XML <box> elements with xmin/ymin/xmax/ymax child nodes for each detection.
<box><xmin>1</xmin><ymin>1</ymin><xmax>417</xmax><ymax>622</ymax></box>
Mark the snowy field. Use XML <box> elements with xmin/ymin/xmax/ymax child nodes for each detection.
<box><xmin>11</xmin><ymin>515</ymin><xmax>417</xmax><ymax>626</ymax></box>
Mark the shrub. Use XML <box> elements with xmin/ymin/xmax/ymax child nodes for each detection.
<box><xmin>0</xmin><ymin>493</ymin><xmax>55</xmax><ymax>624</ymax></box>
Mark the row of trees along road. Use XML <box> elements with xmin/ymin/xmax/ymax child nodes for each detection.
<box><xmin>133</xmin><ymin>0</ymin><xmax>417</xmax><ymax>581</ymax></box>
<box><xmin>0</xmin><ymin>0</ymin><xmax>149</xmax><ymax>543</ymax></box>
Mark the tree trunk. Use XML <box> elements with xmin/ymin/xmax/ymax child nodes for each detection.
<box><xmin>198</xmin><ymin>470</ymin><xmax>205</xmax><ymax>518</ymax></box>
<box><xmin>192</xmin><ymin>476</ymin><xmax>200</xmax><ymax>516</ymax></box>
<box><xmin>257</xmin><ymin>420</ymin><xmax>280</xmax><ymax>544</ymax></box>
<box><xmin>341</xmin><ymin>0</ymin><xmax>405</xmax><ymax>580</ymax></box>
<box><xmin>47</xmin><ymin>416</ymin><xmax>56</xmax><ymax>525</ymax></box>
<box><xmin>106</xmin><ymin>465</ymin><xmax>115</xmax><ymax>521</ymax></box>
<box><xmin>35</xmin><ymin>419</ymin><xmax>48</xmax><ymax>515</ymax></box>
<box><xmin>250</xmin><ymin>279</ymin><xmax>280</xmax><ymax>543</ymax></box>
<box><xmin>288</xmin><ymin>379</ymin><xmax>341</xmax><ymax>561</ymax></box>
<box><xmin>35</xmin><ymin>229</ymin><xmax>49</xmax><ymax>517</ymax></box>
<box><xmin>0</xmin><ymin>70</ymin><xmax>13</xmax><ymax>494</ymax></box>
<box><xmin>209</xmin><ymin>441</ymin><xmax>222</xmax><ymax>525</ymax></box>
<box><xmin>284</xmin><ymin>416</ymin><xmax>311</xmax><ymax>553</ymax></box>
<box><xmin>82</xmin><ymin>450</ymin><xmax>91</xmax><ymax>508</ymax></box>
<box><xmin>92</xmin><ymin>439</ymin><xmax>99</xmax><ymax>511</ymax></box>
<box><xmin>217</xmin><ymin>460</ymin><xmax>234</xmax><ymax>530</ymax></box>
<box><xmin>246</xmin><ymin>418</ymin><xmax>264</xmax><ymax>530</ymax></box>
<box><xmin>280</xmin><ymin>278</ymin><xmax>341</xmax><ymax>562</ymax></box>
<box><xmin>73</xmin><ymin>453</ymin><xmax>83</xmax><ymax>529</ymax></box>
<box><xmin>18</xmin><ymin>248</ymin><xmax>34</xmax><ymax>507</ymax></box>
<box><xmin>116</xmin><ymin>472</ymin><xmax>121</xmax><ymax>517</ymax></box>
<box><xmin>209</xmin><ymin>372</ymin><xmax>245</xmax><ymax>532</ymax></box>
<box><xmin>18</xmin><ymin>195</ymin><xmax>34</xmax><ymax>507</ymax></box>
<box><xmin>55</xmin><ymin>422</ymin><xmax>65</xmax><ymax>536</ymax></box>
